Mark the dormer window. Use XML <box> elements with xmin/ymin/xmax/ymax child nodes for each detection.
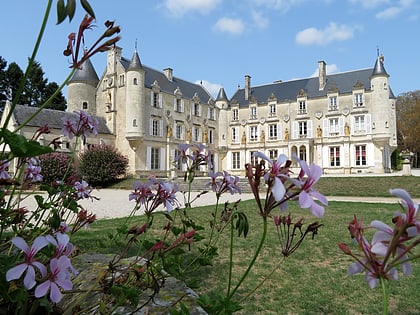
<box><xmin>250</xmin><ymin>107</ymin><xmax>257</xmax><ymax>120</ymax></box>
<box><xmin>328</xmin><ymin>96</ymin><xmax>338</xmax><ymax>111</ymax></box>
<box><xmin>298</xmin><ymin>100</ymin><xmax>306</xmax><ymax>114</ymax></box>
<box><xmin>354</xmin><ymin>93</ymin><xmax>363</xmax><ymax>107</ymax></box>
<box><xmin>269</xmin><ymin>104</ymin><xmax>276</xmax><ymax>117</ymax></box>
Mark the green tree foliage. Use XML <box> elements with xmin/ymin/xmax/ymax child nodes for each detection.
<box><xmin>78</xmin><ymin>144</ymin><xmax>129</xmax><ymax>186</ymax></box>
<box><xmin>0</xmin><ymin>56</ymin><xmax>66</xmax><ymax>111</ymax></box>
<box><xmin>396</xmin><ymin>90</ymin><xmax>420</xmax><ymax>152</ymax></box>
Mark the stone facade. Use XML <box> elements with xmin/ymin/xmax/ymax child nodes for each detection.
<box><xmin>2</xmin><ymin>47</ymin><xmax>397</xmax><ymax>177</ymax></box>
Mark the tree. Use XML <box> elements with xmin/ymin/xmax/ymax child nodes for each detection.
<box><xmin>396</xmin><ymin>90</ymin><xmax>420</xmax><ymax>153</ymax></box>
<box><xmin>0</xmin><ymin>56</ymin><xmax>66</xmax><ymax>112</ymax></box>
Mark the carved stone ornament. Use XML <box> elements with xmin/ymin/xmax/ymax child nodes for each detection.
<box><xmin>241</xmin><ymin>119</ymin><xmax>247</xmax><ymax>126</ymax></box>
<box><xmin>166</xmin><ymin>110</ymin><xmax>172</xmax><ymax>118</ymax></box>
<box><xmin>259</xmin><ymin>118</ymin><xmax>266</xmax><ymax>124</ymax></box>
<box><xmin>315</xmin><ymin>111</ymin><xmax>323</xmax><ymax>119</ymax></box>
<box><xmin>342</xmin><ymin>108</ymin><xmax>350</xmax><ymax>116</ymax></box>
<box><xmin>283</xmin><ymin>114</ymin><xmax>290</xmax><ymax>122</ymax></box>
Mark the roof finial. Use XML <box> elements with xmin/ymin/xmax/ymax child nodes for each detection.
<box><xmin>135</xmin><ymin>38</ymin><xmax>138</xmax><ymax>52</ymax></box>
<box><xmin>376</xmin><ymin>46</ymin><xmax>380</xmax><ymax>57</ymax></box>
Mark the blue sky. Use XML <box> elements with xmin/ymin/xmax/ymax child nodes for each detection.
<box><xmin>1</xmin><ymin>0</ymin><xmax>419</xmax><ymax>99</ymax></box>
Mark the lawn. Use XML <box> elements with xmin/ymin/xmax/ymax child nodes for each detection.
<box><xmin>71</xmin><ymin>191</ymin><xmax>420</xmax><ymax>314</ymax></box>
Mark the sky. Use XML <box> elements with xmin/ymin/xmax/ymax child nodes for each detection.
<box><xmin>1</xmin><ymin>0</ymin><xmax>419</xmax><ymax>100</ymax></box>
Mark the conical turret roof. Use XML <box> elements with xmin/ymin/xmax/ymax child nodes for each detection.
<box><xmin>68</xmin><ymin>59</ymin><xmax>99</xmax><ymax>85</ymax></box>
<box><xmin>216</xmin><ymin>87</ymin><xmax>228</xmax><ymax>101</ymax></box>
<box><xmin>371</xmin><ymin>54</ymin><xmax>389</xmax><ymax>78</ymax></box>
<box><xmin>128</xmin><ymin>50</ymin><xmax>143</xmax><ymax>71</ymax></box>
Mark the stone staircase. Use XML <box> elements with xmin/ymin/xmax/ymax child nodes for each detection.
<box><xmin>171</xmin><ymin>175</ymin><xmax>256</xmax><ymax>193</ymax></box>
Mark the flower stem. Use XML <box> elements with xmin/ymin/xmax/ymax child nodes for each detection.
<box><xmin>225</xmin><ymin>216</ymin><xmax>267</xmax><ymax>306</ymax></box>
<box><xmin>380</xmin><ymin>277</ymin><xmax>389</xmax><ymax>315</ymax></box>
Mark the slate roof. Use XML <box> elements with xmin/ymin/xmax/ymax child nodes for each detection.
<box><xmin>12</xmin><ymin>105</ymin><xmax>111</xmax><ymax>134</ymax></box>
<box><xmin>216</xmin><ymin>87</ymin><xmax>228</xmax><ymax>102</ymax></box>
<box><xmin>120</xmin><ymin>57</ymin><xmax>213</xmax><ymax>103</ymax></box>
<box><xmin>68</xmin><ymin>59</ymin><xmax>99</xmax><ymax>85</ymax></box>
<box><xmin>231</xmin><ymin>58</ymin><xmax>395</xmax><ymax>107</ymax></box>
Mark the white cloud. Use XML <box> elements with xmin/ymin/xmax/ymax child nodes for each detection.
<box><xmin>251</xmin><ymin>10</ymin><xmax>269</xmax><ymax>29</ymax></box>
<box><xmin>250</xmin><ymin>0</ymin><xmax>306</xmax><ymax>12</ymax></box>
<box><xmin>348</xmin><ymin>0</ymin><xmax>390</xmax><ymax>9</ymax></box>
<box><xmin>163</xmin><ymin>0</ymin><xmax>222</xmax><ymax>18</ymax></box>
<box><xmin>213</xmin><ymin>17</ymin><xmax>245</xmax><ymax>34</ymax></box>
<box><xmin>296</xmin><ymin>22</ymin><xmax>359</xmax><ymax>46</ymax></box>
<box><xmin>375</xmin><ymin>0</ymin><xmax>414</xmax><ymax>19</ymax></box>
<box><xmin>196</xmin><ymin>80</ymin><xmax>222</xmax><ymax>97</ymax></box>
<box><xmin>310</xmin><ymin>64</ymin><xmax>340</xmax><ymax>77</ymax></box>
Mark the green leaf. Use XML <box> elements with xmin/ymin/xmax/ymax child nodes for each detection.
<box><xmin>66</xmin><ymin>0</ymin><xmax>76</xmax><ymax>22</ymax></box>
<box><xmin>80</xmin><ymin>0</ymin><xmax>96</xmax><ymax>19</ymax></box>
<box><xmin>1</xmin><ymin>129</ymin><xmax>53</xmax><ymax>157</ymax></box>
<box><xmin>56</xmin><ymin>0</ymin><xmax>67</xmax><ymax>24</ymax></box>
<box><xmin>235</xmin><ymin>212</ymin><xmax>249</xmax><ymax>238</ymax></box>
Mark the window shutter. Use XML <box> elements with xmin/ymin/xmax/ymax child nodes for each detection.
<box><xmin>149</xmin><ymin>118</ymin><xmax>153</xmax><ymax>135</ymax></box>
<box><xmin>365</xmin><ymin>114</ymin><xmax>372</xmax><ymax>133</ymax></box>
<box><xmin>350</xmin><ymin>116</ymin><xmax>355</xmax><ymax>135</ymax></box>
<box><xmin>338</xmin><ymin>117</ymin><xmax>345</xmax><ymax>136</ymax></box>
<box><xmin>323</xmin><ymin>119</ymin><xmax>329</xmax><ymax>137</ymax></box>
<box><xmin>292</xmin><ymin>121</ymin><xmax>298</xmax><ymax>139</ymax></box>
<box><xmin>181</xmin><ymin>125</ymin><xmax>185</xmax><ymax>140</ymax></box>
<box><xmin>146</xmin><ymin>146</ymin><xmax>151</xmax><ymax>170</ymax></box>
<box><xmin>277</xmin><ymin>123</ymin><xmax>282</xmax><ymax>140</ymax></box>
<box><xmin>159</xmin><ymin>120</ymin><xmax>163</xmax><ymax>137</ymax></box>
<box><xmin>150</xmin><ymin>92</ymin><xmax>153</xmax><ymax>107</ymax></box>
<box><xmin>307</xmin><ymin>120</ymin><xmax>313</xmax><ymax>138</ymax></box>
<box><xmin>199</xmin><ymin>128</ymin><xmax>203</xmax><ymax>142</ymax></box>
<box><xmin>173</xmin><ymin>98</ymin><xmax>177</xmax><ymax>110</ymax></box>
<box><xmin>160</xmin><ymin>148</ymin><xmax>166</xmax><ymax>170</ymax></box>
<box><xmin>159</xmin><ymin>94</ymin><xmax>163</xmax><ymax>108</ymax></box>
<box><xmin>181</xmin><ymin>99</ymin><xmax>185</xmax><ymax>112</ymax></box>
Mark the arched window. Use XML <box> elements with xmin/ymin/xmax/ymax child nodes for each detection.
<box><xmin>133</xmin><ymin>78</ymin><xmax>138</xmax><ymax>85</ymax></box>
<box><xmin>299</xmin><ymin>145</ymin><xmax>307</xmax><ymax>161</ymax></box>
<box><xmin>133</xmin><ymin>119</ymin><xmax>137</xmax><ymax>127</ymax></box>
<box><xmin>82</xmin><ymin>101</ymin><xmax>88</xmax><ymax>109</ymax></box>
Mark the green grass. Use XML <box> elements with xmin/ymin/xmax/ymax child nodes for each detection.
<box><xmin>71</xmin><ymin>197</ymin><xmax>420</xmax><ymax>314</ymax></box>
<box><xmin>108</xmin><ymin>175</ymin><xmax>420</xmax><ymax>198</ymax></box>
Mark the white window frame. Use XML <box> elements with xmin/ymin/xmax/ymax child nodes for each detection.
<box><xmin>232</xmin><ymin>152</ymin><xmax>240</xmax><ymax>169</ymax></box>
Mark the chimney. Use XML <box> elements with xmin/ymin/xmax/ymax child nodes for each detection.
<box><xmin>245</xmin><ymin>75</ymin><xmax>251</xmax><ymax>101</ymax></box>
<box><xmin>164</xmin><ymin>67</ymin><xmax>173</xmax><ymax>81</ymax></box>
<box><xmin>318</xmin><ymin>60</ymin><xmax>326</xmax><ymax>90</ymax></box>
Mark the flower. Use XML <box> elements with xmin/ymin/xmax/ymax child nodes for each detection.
<box><xmin>252</xmin><ymin>152</ymin><xmax>288</xmax><ymax>202</ymax></box>
<box><xmin>129</xmin><ymin>180</ymin><xmax>154</xmax><ymax>205</ymax></box>
<box><xmin>34</xmin><ymin>256</ymin><xmax>73</xmax><ymax>303</ymax></box>
<box><xmin>0</xmin><ymin>160</ymin><xmax>11</xmax><ymax>180</ymax></box>
<box><xmin>289</xmin><ymin>155</ymin><xmax>327</xmax><ymax>217</ymax></box>
<box><xmin>73</xmin><ymin>180</ymin><xmax>93</xmax><ymax>200</ymax></box>
<box><xmin>156</xmin><ymin>181</ymin><xmax>180</xmax><ymax>212</ymax></box>
<box><xmin>24</xmin><ymin>157</ymin><xmax>43</xmax><ymax>182</ymax></box>
<box><xmin>6</xmin><ymin>236</ymin><xmax>49</xmax><ymax>289</ymax></box>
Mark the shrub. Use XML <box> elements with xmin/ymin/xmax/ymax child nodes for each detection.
<box><xmin>78</xmin><ymin>144</ymin><xmax>128</xmax><ymax>186</ymax></box>
<box><xmin>39</xmin><ymin>152</ymin><xmax>79</xmax><ymax>185</ymax></box>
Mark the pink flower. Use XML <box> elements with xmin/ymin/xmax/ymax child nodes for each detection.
<box><xmin>252</xmin><ymin>151</ymin><xmax>288</xmax><ymax>202</ymax></box>
<box><xmin>289</xmin><ymin>155</ymin><xmax>327</xmax><ymax>217</ymax></box>
<box><xmin>0</xmin><ymin>160</ymin><xmax>11</xmax><ymax>180</ymax></box>
<box><xmin>24</xmin><ymin>158</ymin><xmax>43</xmax><ymax>182</ymax></box>
<box><xmin>6</xmin><ymin>236</ymin><xmax>49</xmax><ymax>289</ymax></box>
<box><xmin>73</xmin><ymin>180</ymin><xmax>93</xmax><ymax>200</ymax></box>
<box><xmin>129</xmin><ymin>180</ymin><xmax>154</xmax><ymax>205</ymax></box>
<box><xmin>34</xmin><ymin>256</ymin><xmax>73</xmax><ymax>303</ymax></box>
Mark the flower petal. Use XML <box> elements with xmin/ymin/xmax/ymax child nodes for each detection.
<box><xmin>35</xmin><ymin>280</ymin><xmax>51</xmax><ymax>298</ymax></box>
<box><xmin>272</xmin><ymin>177</ymin><xmax>286</xmax><ymax>201</ymax></box>
<box><xmin>310</xmin><ymin>202</ymin><xmax>325</xmax><ymax>217</ymax></box>
<box><xmin>6</xmin><ymin>264</ymin><xmax>27</xmax><ymax>281</ymax></box>
<box><xmin>23</xmin><ymin>266</ymin><xmax>36</xmax><ymax>290</ymax></box>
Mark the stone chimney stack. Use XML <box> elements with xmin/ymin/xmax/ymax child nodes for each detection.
<box><xmin>318</xmin><ymin>60</ymin><xmax>326</xmax><ymax>90</ymax></box>
<box><xmin>245</xmin><ymin>75</ymin><xmax>251</xmax><ymax>101</ymax></box>
<box><xmin>164</xmin><ymin>68</ymin><xmax>173</xmax><ymax>81</ymax></box>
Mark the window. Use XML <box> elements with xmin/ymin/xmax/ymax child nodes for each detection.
<box><xmin>175</xmin><ymin>124</ymin><xmax>183</xmax><ymax>139</ymax></box>
<box><xmin>250</xmin><ymin>151</ymin><xmax>258</xmax><ymax>166</ymax></box>
<box><xmin>232</xmin><ymin>128</ymin><xmax>239</xmax><ymax>143</ymax></box>
<box><xmin>249</xmin><ymin>126</ymin><xmax>258</xmax><ymax>141</ymax></box>
<box><xmin>330</xmin><ymin>147</ymin><xmax>340</xmax><ymax>166</ymax></box>
<box><xmin>232</xmin><ymin>109</ymin><xmax>239</xmax><ymax>121</ymax></box>
<box><xmin>269</xmin><ymin>124</ymin><xmax>277</xmax><ymax>139</ymax></box>
<box><xmin>152</xmin><ymin>120</ymin><xmax>159</xmax><ymax>136</ymax></box>
<box><xmin>133</xmin><ymin>119</ymin><xmax>137</xmax><ymax>127</ymax></box>
<box><xmin>232</xmin><ymin>152</ymin><xmax>240</xmax><ymax>169</ymax></box>
<box><xmin>174</xmin><ymin>98</ymin><xmax>184</xmax><ymax>112</ymax></box>
<box><xmin>298</xmin><ymin>100</ymin><xmax>306</xmax><ymax>114</ymax></box>
<box><xmin>194</xmin><ymin>103</ymin><xmax>200</xmax><ymax>116</ymax></box>
<box><xmin>209</xmin><ymin>129</ymin><xmax>214</xmax><ymax>144</ymax></box>
<box><xmin>269</xmin><ymin>104</ymin><xmax>276</xmax><ymax>117</ymax></box>
<box><xmin>133</xmin><ymin>78</ymin><xmax>138</xmax><ymax>85</ymax></box>
<box><xmin>298</xmin><ymin>121</ymin><xmax>307</xmax><ymax>137</ymax></box>
<box><xmin>269</xmin><ymin>149</ymin><xmax>278</xmax><ymax>161</ymax></box>
<box><xmin>354</xmin><ymin>115</ymin><xmax>365</xmax><ymax>133</ymax></box>
<box><xmin>299</xmin><ymin>146</ymin><xmax>307</xmax><ymax>161</ymax></box>
<box><xmin>174</xmin><ymin>149</ymin><xmax>182</xmax><ymax>170</ymax></box>
<box><xmin>151</xmin><ymin>148</ymin><xmax>160</xmax><ymax>170</ymax></box>
<box><xmin>82</xmin><ymin>101</ymin><xmax>88</xmax><ymax>110</ymax></box>
<box><xmin>193</xmin><ymin>127</ymin><xmax>200</xmax><ymax>142</ymax></box>
<box><xmin>250</xmin><ymin>107</ymin><xmax>257</xmax><ymax>119</ymax></box>
<box><xmin>329</xmin><ymin>97</ymin><xmax>338</xmax><ymax>111</ymax></box>
<box><xmin>355</xmin><ymin>145</ymin><xmax>366</xmax><ymax>166</ymax></box>
<box><xmin>329</xmin><ymin>118</ymin><xmax>339</xmax><ymax>135</ymax></box>
<box><xmin>119</xmin><ymin>74</ymin><xmax>125</xmax><ymax>86</ymax></box>
<box><xmin>152</xmin><ymin>92</ymin><xmax>159</xmax><ymax>108</ymax></box>
<box><xmin>354</xmin><ymin>93</ymin><xmax>363</xmax><ymax>107</ymax></box>
<box><xmin>209</xmin><ymin>107</ymin><xmax>215</xmax><ymax>120</ymax></box>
